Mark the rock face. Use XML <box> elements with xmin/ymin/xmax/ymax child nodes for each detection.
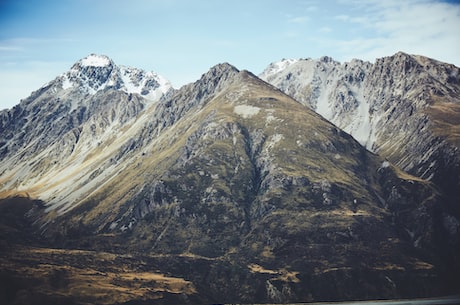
<box><xmin>0</xmin><ymin>54</ymin><xmax>172</xmax><ymax>213</ymax></box>
<box><xmin>0</xmin><ymin>54</ymin><xmax>459</xmax><ymax>304</ymax></box>
<box><xmin>260</xmin><ymin>52</ymin><xmax>460</xmax><ymax>220</ymax></box>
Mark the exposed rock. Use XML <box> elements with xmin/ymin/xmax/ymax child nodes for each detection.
<box><xmin>261</xmin><ymin>51</ymin><xmax>460</xmax><ymax>228</ymax></box>
<box><xmin>0</xmin><ymin>53</ymin><xmax>459</xmax><ymax>304</ymax></box>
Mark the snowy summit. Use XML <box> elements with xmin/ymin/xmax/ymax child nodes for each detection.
<box><xmin>58</xmin><ymin>54</ymin><xmax>172</xmax><ymax>100</ymax></box>
<box><xmin>80</xmin><ymin>54</ymin><xmax>112</xmax><ymax>67</ymax></box>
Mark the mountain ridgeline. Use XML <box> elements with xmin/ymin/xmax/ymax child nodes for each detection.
<box><xmin>260</xmin><ymin>52</ymin><xmax>460</xmax><ymax>216</ymax></box>
<box><xmin>0</xmin><ymin>53</ymin><xmax>459</xmax><ymax>304</ymax></box>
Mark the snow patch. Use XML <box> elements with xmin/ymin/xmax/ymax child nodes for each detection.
<box><xmin>81</xmin><ymin>54</ymin><xmax>111</xmax><ymax>67</ymax></box>
<box><xmin>62</xmin><ymin>76</ymin><xmax>73</xmax><ymax>90</ymax></box>
<box><xmin>265</xmin><ymin>59</ymin><xmax>299</xmax><ymax>75</ymax></box>
<box><xmin>234</xmin><ymin>105</ymin><xmax>260</xmax><ymax>118</ymax></box>
<box><xmin>119</xmin><ymin>66</ymin><xmax>171</xmax><ymax>101</ymax></box>
<box><xmin>155</xmin><ymin>74</ymin><xmax>172</xmax><ymax>94</ymax></box>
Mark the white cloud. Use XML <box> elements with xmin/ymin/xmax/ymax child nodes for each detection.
<box><xmin>330</xmin><ymin>0</ymin><xmax>460</xmax><ymax>66</ymax></box>
<box><xmin>0</xmin><ymin>46</ymin><xmax>23</xmax><ymax>52</ymax></box>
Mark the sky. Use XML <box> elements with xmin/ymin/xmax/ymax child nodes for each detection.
<box><xmin>1</xmin><ymin>0</ymin><xmax>459</xmax><ymax>110</ymax></box>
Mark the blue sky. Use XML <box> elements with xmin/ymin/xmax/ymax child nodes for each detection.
<box><xmin>1</xmin><ymin>0</ymin><xmax>459</xmax><ymax>110</ymax></box>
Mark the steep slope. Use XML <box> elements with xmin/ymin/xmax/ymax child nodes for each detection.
<box><xmin>1</xmin><ymin>60</ymin><xmax>458</xmax><ymax>304</ymax></box>
<box><xmin>0</xmin><ymin>54</ymin><xmax>171</xmax><ymax>161</ymax></box>
<box><xmin>260</xmin><ymin>52</ymin><xmax>460</xmax><ymax>217</ymax></box>
<box><xmin>0</xmin><ymin>54</ymin><xmax>172</xmax><ymax>213</ymax></box>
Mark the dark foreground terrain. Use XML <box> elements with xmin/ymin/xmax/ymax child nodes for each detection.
<box><xmin>1</xmin><ymin>196</ymin><xmax>458</xmax><ymax>305</ymax></box>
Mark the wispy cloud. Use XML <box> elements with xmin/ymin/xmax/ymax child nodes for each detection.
<box><xmin>319</xmin><ymin>26</ymin><xmax>333</xmax><ymax>33</ymax></box>
<box><xmin>0</xmin><ymin>37</ymin><xmax>75</xmax><ymax>53</ymax></box>
<box><xmin>334</xmin><ymin>14</ymin><xmax>371</xmax><ymax>25</ymax></box>
<box><xmin>305</xmin><ymin>5</ymin><xmax>319</xmax><ymax>12</ymax></box>
<box><xmin>0</xmin><ymin>46</ymin><xmax>23</xmax><ymax>52</ymax></box>
<box><xmin>288</xmin><ymin>16</ymin><xmax>310</xmax><ymax>24</ymax></box>
<box><xmin>329</xmin><ymin>0</ymin><xmax>460</xmax><ymax>65</ymax></box>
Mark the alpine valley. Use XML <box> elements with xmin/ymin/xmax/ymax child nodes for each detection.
<box><xmin>0</xmin><ymin>53</ymin><xmax>459</xmax><ymax>304</ymax></box>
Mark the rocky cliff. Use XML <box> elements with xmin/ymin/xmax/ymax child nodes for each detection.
<box><xmin>261</xmin><ymin>51</ymin><xmax>460</xmax><ymax>223</ymax></box>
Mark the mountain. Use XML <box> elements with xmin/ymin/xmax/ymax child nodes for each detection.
<box><xmin>260</xmin><ymin>52</ymin><xmax>460</xmax><ymax>219</ymax></box>
<box><xmin>0</xmin><ymin>54</ymin><xmax>459</xmax><ymax>304</ymax></box>
<box><xmin>0</xmin><ymin>54</ymin><xmax>172</xmax><ymax>213</ymax></box>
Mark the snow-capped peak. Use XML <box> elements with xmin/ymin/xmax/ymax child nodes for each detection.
<box><xmin>262</xmin><ymin>58</ymin><xmax>300</xmax><ymax>76</ymax></box>
<box><xmin>80</xmin><ymin>54</ymin><xmax>112</xmax><ymax>67</ymax></box>
<box><xmin>55</xmin><ymin>54</ymin><xmax>172</xmax><ymax>101</ymax></box>
<box><xmin>119</xmin><ymin>65</ymin><xmax>172</xmax><ymax>100</ymax></box>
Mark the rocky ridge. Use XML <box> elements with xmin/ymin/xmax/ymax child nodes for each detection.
<box><xmin>0</xmin><ymin>54</ymin><xmax>172</xmax><ymax>213</ymax></box>
<box><xmin>260</xmin><ymin>52</ymin><xmax>460</xmax><ymax>217</ymax></box>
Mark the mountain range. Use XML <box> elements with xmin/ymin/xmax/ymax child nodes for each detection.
<box><xmin>260</xmin><ymin>52</ymin><xmax>460</xmax><ymax>214</ymax></box>
<box><xmin>0</xmin><ymin>53</ymin><xmax>459</xmax><ymax>304</ymax></box>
